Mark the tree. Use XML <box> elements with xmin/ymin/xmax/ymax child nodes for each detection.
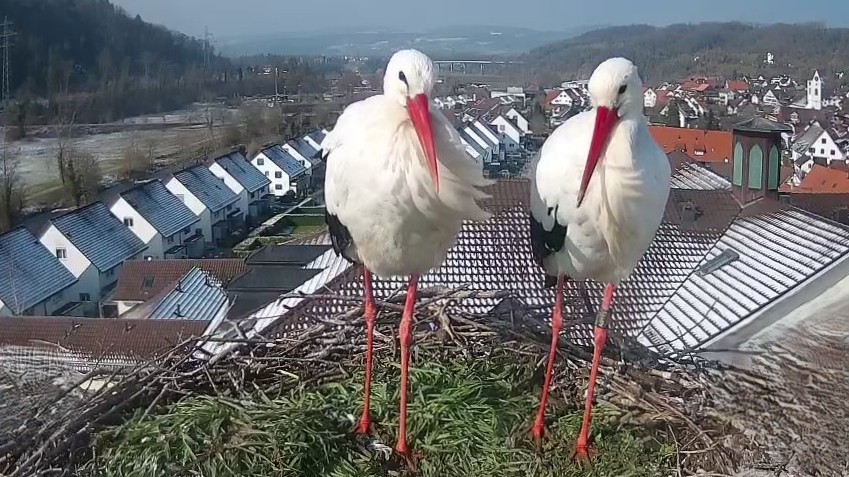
<box><xmin>700</xmin><ymin>110</ymin><xmax>720</xmax><ymax>130</ymax></box>
<box><xmin>0</xmin><ymin>146</ymin><xmax>24</xmax><ymax>233</ymax></box>
<box><xmin>63</xmin><ymin>147</ymin><xmax>101</xmax><ymax>206</ymax></box>
<box><xmin>665</xmin><ymin>100</ymin><xmax>681</xmax><ymax>127</ymax></box>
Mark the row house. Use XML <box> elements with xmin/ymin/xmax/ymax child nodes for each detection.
<box><xmin>106</xmin><ymin>179</ymin><xmax>202</xmax><ymax>260</ymax></box>
<box><xmin>39</xmin><ymin>202</ymin><xmax>148</xmax><ymax>313</ymax></box>
<box><xmin>211</xmin><ymin>150</ymin><xmax>272</xmax><ymax>226</ymax></box>
<box><xmin>0</xmin><ymin>227</ymin><xmax>79</xmax><ymax>316</ymax></box>
<box><xmin>251</xmin><ymin>144</ymin><xmax>308</xmax><ymax>198</ymax></box>
<box><xmin>165</xmin><ymin>165</ymin><xmax>242</xmax><ymax>247</ymax></box>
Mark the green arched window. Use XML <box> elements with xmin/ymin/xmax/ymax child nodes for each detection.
<box><xmin>768</xmin><ymin>145</ymin><xmax>780</xmax><ymax>190</ymax></box>
<box><xmin>733</xmin><ymin>142</ymin><xmax>744</xmax><ymax>186</ymax></box>
<box><xmin>748</xmin><ymin>144</ymin><xmax>764</xmax><ymax>189</ymax></box>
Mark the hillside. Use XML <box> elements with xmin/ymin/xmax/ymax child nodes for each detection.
<box><xmin>525</xmin><ymin>22</ymin><xmax>849</xmax><ymax>83</ymax></box>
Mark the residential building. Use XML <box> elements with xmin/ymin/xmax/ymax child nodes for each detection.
<box><xmin>38</xmin><ymin>202</ymin><xmax>147</xmax><ymax>312</ymax></box>
<box><xmin>251</xmin><ymin>144</ymin><xmax>308</xmax><ymax>198</ymax></box>
<box><xmin>110</xmin><ymin>259</ymin><xmax>246</xmax><ymax>316</ymax></box>
<box><xmin>283</xmin><ymin>137</ymin><xmax>325</xmax><ymax>188</ymax></box>
<box><xmin>106</xmin><ymin>180</ymin><xmax>201</xmax><ymax>260</ymax></box>
<box><xmin>489</xmin><ymin>115</ymin><xmax>523</xmax><ymax>152</ymax></box>
<box><xmin>649</xmin><ymin>126</ymin><xmax>733</xmax><ymax>177</ymax></box>
<box><xmin>790</xmin><ymin>121</ymin><xmax>847</xmax><ymax>175</ymax></box>
<box><xmin>0</xmin><ymin>228</ymin><xmax>79</xmax><ymax>316</ymax></box>
<box><xmin>165</xmin><ymin>165</ymin><xmax>241</xmax><ymax>246</ymax></box>
<box><xmin>210</xmin><ymin>150</ymin><xmax>272</xmax><ymax>226</ymax></box>
<box><xmin>121</xmin><ymin>267</ymin><xmax>229</xmax><ymax>327</ymax></box>
<box><xmin>762</xmin><ymin>90</ymin><xmax>780</xmax><ymax>107</ymax></box>
<box><xmin>504</xmin><ymin>108</ymin><xmax>531</xmax><ymax>135</ymax></box>
<box><xmin>643</xmin><ymin>87</ymin><xmax>657</xmax><ymax>108</ymax></box>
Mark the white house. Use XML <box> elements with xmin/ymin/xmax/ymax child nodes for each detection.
<box><xmin>762</xmin><ymin>90</ymin><xmax>780</xmax><ymax>107</ymax></box>
<box><xmin>106</xmin><ymin>180</ymin><xmax>201</xmax><ymax>260</ymax></box>
<box><xmin>643</xmin><ymin>87</ymin><xmax>657</xmax><ymax>108</ymax></box>
<box><xmin>39</xmin><ymin>202</ymin><xmax>147</xmax><ymax>312</ymax></box>
<box><xmin>165</xmin><ymin>165</ymin><xmax>241</xmax><ymax>246</ymax></box>
<box><xmin>250</xmin><ymin>144</ymin><xmax>308</xmax><ymax>197</ymax></box>
<box><xmin>209</xmin><ymin>156</ymin><xmax>250</xmax><ymax>222</ymax></box>
<box><xmin>212</xmin><ymin>151</ymin><xmax>271</xmax><ymax>225</ymax></box>
<box><xmin>791</xmin><ymin>122</ymin><xmax>846</xmax><ymax>167</ymax></box>
<box><xmin>0</xmin><ymin>227</ymin><xmax>79</xmax><ymax>316</ymax></box>
<box><xmin>489</xmin><ymin>115</ymin><xmax>523</xmax><ymax>152</ymax></box>
<box><xmin>504</xmin><ymin>108</ymin><xmax>531</xmax><ymax>135</ymax></box>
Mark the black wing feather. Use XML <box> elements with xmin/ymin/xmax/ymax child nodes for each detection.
<box><xmin>325</xmin><ymin>209</ymin><xmax>357</xmax><ymax>263</ymax></box>
<box><xmin>529</xmin><ymin>206</ymin><xmax>568</xmax><ymax>288</ymax></box>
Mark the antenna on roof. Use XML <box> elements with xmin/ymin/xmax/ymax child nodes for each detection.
<box><xmin>176</xmin><ymin>279</ymin><xmax>183</xmax><ymax>293</ymax></box>
<box><xmin>175</xmin><ymin>303</ymin><xmax>183</xmax><ymax>318</ymax></box>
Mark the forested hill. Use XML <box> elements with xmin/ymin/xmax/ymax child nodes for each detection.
<box><xmin>525</xmin><ymin>22</ymin><xmax>849</xmax><ymax>83</ymax></box>
<box><xmin>0</xmin><ymin>0</ymin><xmax>209</xmax><ymax>96</ymax></box>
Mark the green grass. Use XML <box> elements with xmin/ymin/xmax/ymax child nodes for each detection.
<box><xmin>81</xmin><ymin>354</ymin><xmax>675</xmax><ymax>477</ymax></box>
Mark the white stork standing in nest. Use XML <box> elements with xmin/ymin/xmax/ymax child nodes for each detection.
<box><xmin>321</xmin><ymin>49</ymin><xmax>492</xmax><ymax>456</ymax></box>
<box><xmin>529</xmin><ymin>57</ymin><xmax>671</xmax><ymax>460</ymax></box>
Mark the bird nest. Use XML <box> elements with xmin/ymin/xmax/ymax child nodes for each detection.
<box><xmin>0</xmin><ymin>287</ymin><xmax>840</xmax><ymax>476</ymax></box>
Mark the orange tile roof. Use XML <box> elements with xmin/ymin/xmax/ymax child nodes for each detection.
<box><xmin>793</xmin><ymin>164</ymin><xmax>849</xmax><ymax>193</ymax></box>
<box><xmin>726</xmin><ymin>80</ymin><xmax>749</xmax><ymax>92</ymax></box>
<box><xmin>114</xmin><ymin>259</ymin><xmax>247</xmax><ymax>302</ymax></box>
<box><xmin>545</xmin><ymin>90</ymin><xmax>561</xmax><ymax>104</ymax></box>
<box><xmin>648</xmin><ymin>126</ymin><xmax>733</xmax><ymax>163</ymax></box>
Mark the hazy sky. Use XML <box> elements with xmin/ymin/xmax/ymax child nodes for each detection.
<box><xmin>112</xmin><ymin>0</ymin><xmax>849</xmax><ymax>39</ymax></box>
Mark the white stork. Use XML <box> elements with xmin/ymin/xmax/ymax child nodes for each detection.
<box><xmin>321</xmin><ymin>49</ymin><xmax>492</xmax><ymax>456</ymax></box>
<box><xmin>529</xmin><ymin>57</ymin><xmax>670</xmax><ymax>459</ymax></box>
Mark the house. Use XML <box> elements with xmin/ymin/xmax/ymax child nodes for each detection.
<box><xmin>250</xmin><ymin>144</ymin><xmax>308</xmax><ymax>198</ymax></box>
<box><xmin>783</xmin><ymin>163</ymin><xmax>849</xmax><ymax>194</ymax></box>
<box><xmin>649</xmin><ymin>126</ymin><xmax>733</xmax><ymax>176</ymax></box>
<box><xmin>504</xmin><ymin>108</ymin><xmax>531</xmax><ymax>134</ymax></box>
<box><xmin>121</xmin><ymin>267</ymin><xmax>229</xmax><ymax>327</ymax></box>
<box><xmin>106</xmin><ymin>180</ymin><xmax>202</xmax><ymax>260</ymax></box>
<box><xmin>302</xmin><ymin>129</ymin><xmax>328</xmax><ymax>152</ymax></box>
<box><xmin>643</xmin><ymin>87</ymin><xmax>657</xmax><ymax>108</ymax></box>
<box><xmin>0</xmin><ymin>228</ymin><xmax>79</xmax><ymax>316</ymax></box>
<box><xmin>458</xmin><ymin>127</ymin><xmax>493</xmax><ymax>165</ymax></box>
<box><xmin>283</xmin><ymin>137</ymin><xmax>324</xmax><ymax>188</ymax></box>
<box><xmin>762</xmin><ymin>90</ymin><xmax>780</xmax><ymax>107</ymax></box>
<box><xmin>110</xmin><ymin>258</ymin><xmax>246</xmax><ymax>316</ymax></box>
<box><xmin>38</xmin><ymin>202</ymin><xmax>147</xmax><ymax>313</ymax></box>
<box><xmin>209</xmin><ymin>150</ymin><xmax>271</xmax><ymax>227</ymax></box>
<box><xmin>790</xmin><ymin>121</ymin><xmax>846</xmax><ymax>169</ymax></box>
<box><xmin>726</xmin><ymin>80</ymin><xmax>749</xmax><ymax>94</ymax></box>
<box><xmin>489</xmin><ymin>115</ymin><xmax>523</xmax><ymax>152</ymax></box>
<box><xmin>165</xmin><ymin>165</ymin><xmax>241</xmax><ymax>247</ymax></box>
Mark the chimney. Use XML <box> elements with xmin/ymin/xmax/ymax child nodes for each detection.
<box><xmin>680</xmin><ymin>200</ymin><xmax>697</xmax><ymax>223</ymax></box>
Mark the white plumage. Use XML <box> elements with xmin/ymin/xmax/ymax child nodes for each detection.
<box><xmin>322</xmin><ymin>51</ymin><xmax>491</xmax><ymax>277</ymax></box>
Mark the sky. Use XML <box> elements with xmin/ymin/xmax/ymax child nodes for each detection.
<box><xmin>112</xmin><ymin>0</ymin><xmax>849</xmax><ymax>40</ymax></box>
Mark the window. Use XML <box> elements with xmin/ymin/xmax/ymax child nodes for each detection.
<box><xmin>142</xmin><ymin>276</ymin><xmax>155</xmax><ymax>288</ymax></box>
<box><xmin>768</xmin><ymin>146</ymin><xmax>780</xmax><ymax>190</ymax></box>
<box><xmin>809</xmin><ymin>147</ymin><xmax>815</xmax><ymax>153</ymax></box>
<box><xmin>226</xmin><ymin>204</ymin><xmax>232</xmax><ymax>211</ymax></box>
<box><xmin>821</xmin><ymin>148</ymin><xmax>825</xmax><ymax>154</ymax></box>
<box><xmin>79</xmin><ymin>293</ymin><xmax>91</xmax><ymax>302</ymax></box>
<box><xmin>176</xmin><ymin>194</ymin><xmax>185</xmax><ymax>203</ymax></box>
<box><xmin>167</xmin><ymin>235</ymin><xmax>175</xmax><ymax>244</ymax></box>
<box><xmin>748</xmin><ymin>144</ymin><xmax>764</xmax><ymax>189</ymax></box>
<box><xmin>831</xmin><ymin>149</ymin><xmax>836</xmax><ymax>156</ymax></box>
<box><xmin>264</xmin><ymin>171</ymin><xmax>269</xmax><ymax>176</ymax></box>
<box><xmin>123</xmin><ymin>217</ymin><xmax>134</xmax><ymax>227</ymax></box>
<box><xmin>275</xmin><ymin>184</ymin><xmax>283</xmax><ymax>190</ymax></box>
<box><xmin>55</xmin><ymin>248</ymin><xmax>67</xmax><ymax>259</ymax></box>
<box><xmin>822</xmin><ymin>138</ymin><xmax>827</xmax><ymax>144</ymax></box>
<box><xmin>257</xmin><ymin>157</ymin><xmax>265</xmax><ymax>166</ymax></box>
<box><xmin>732</xmin><ymin>142</ymin><xmax>744</xmax><ymax>186</ymax></box>
<box><xmin>195</xmin><ymin>228</ymin><xmax>202</xmax><ymax>237</ymax></box>
<box><xmin>183</xmin><ymin>226</ymin><xmax>191</xmax><ymax>234</ymax></box>
<box><xmin>275</xmin><ymin>171</ymin><xmax>283</xmax><ymax>179</ymax></box>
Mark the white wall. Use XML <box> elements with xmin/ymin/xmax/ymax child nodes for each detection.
<box><xmin>38</xmin><ymin>223</ymin><xmax>101</xmax><ymax>304</ymax></box>
<box><xmin>811</xmin><ymin>131</ymin><xmax>846</xmax><ymax>164</ymax></box>
<box><xmin>209</xmin><ymin>162</ymin><xmax>250</xmax><ymax>219</ymax></box>
<box><xmin>303</xmin><ymin>135</ymin><xmax>321</xmax><ymax>150</ymax></box>
<box><xmin>0</xmin><ymin>301</ymin><xmax>10</xmax><ymax>316</ymax></box>
<box><xmin>251</xmin><ymin>151</ymin><xmax>292</xmax><ymax>197</ymax></box>
<box><xmin>505</xmin><ymin>108</ymin><xmax>530</xmax><ymax>134</ymax></box>
<box><xmin>164</xmin><ymin>177</ymin><xmax>213</xmax><ymax>242</ymax></box>
<box><xmin>490</xmin><ymin>116</ymin><xmax>522</xmax><ymax>149</ymax></box>
<box><xmin>108</xmin><ymin>197</ymin><xmax>165</xmax><ymax>259</ymax></box>
<box><xmin>644</xmin><ymin>89</ymin><xmax>657</xmax><ymax>108</ymax></box>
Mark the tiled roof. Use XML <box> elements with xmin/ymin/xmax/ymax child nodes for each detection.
<box><xmin>649</xmin><ymin>126</ymin><xmax>732</xmax><ymax>163</ymax></box>
<box><xmin>791</xmin><ymin>164</ymin><xmax>849</xmax><ymax>193</ymax></box>
<box><xmin>51</xmin><ymin>202</ymin><xmax>147</xmax><ymax>271</ymax></box>
<box><xmin>113</xmin><ymin>259</ymin><xmax>247</xmax><ymax>301</ymax></box>
<box><xmin>791</xmin><ymin>123</ymin><xmax>826</xmax><ymax>155</ymax></box>
<box><xmin>668</xmin><ymin>151</ymin><xmax>732</xmax><ymax>190</ymax></box>
<box><xmin>785</xmin><ymin>193</ymin><xmax>849</xmax><ymax>223</ymax></box>
<box><xmin>235</xmin><ymin>168</ymin><xmax>849</xmax><ymax>357</ymax></box>
<box><xmin>174</xmin><ymin>165</ymin><xmax>239</xmax><ymax>213</ymax></box>
<box><xmin>726</xmin><ymin>80</ymin><xmax>749</xmax><ymax>92</ymax></box>
<box><xmin>0</xmin><ymin>316</ymin><xmax>207</xmax><ymax>362</ymax></box>
<box><xmin>145</xmin><ymin>267</ymin><xmax>228</xmax><ymax>321</ymax></box>
<box><xmin>287</xmin><ymin>138</ymin><xmax>319</xmax><ymax>164</ymax></box>
<box><xmin>215</xmin><ymin>152</ymin><xmax>271</xmax><ymax>193</ymax></box>
<box><xmin>0</xmin><ymin>228</ymin><xmax>77</xmax><ymax>312</ymax></box>
<box><xmin>262</xmin><ymin>145</ymin><xmax>307</xmax><ymax>178</ymax></box>
<box><xmin>121</xmin><ymin>180</ymin><xmax>199</xmax><ymax>237</ymax></box>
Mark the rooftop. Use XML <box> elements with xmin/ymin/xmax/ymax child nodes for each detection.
<box><xmin>174</xmin><ymin>165</ymin><xmax>239</xmax><ymax>213</ymax></box>
<box><xmin>0</xmin><ymin>228</ymin><xmax>77</xmax><ymax>312</ymax></box>
<box><xmin>215</xmin><ymin>151</ymin><xmax>271</xmax><ymax>194</ymax></box>
<box><xmin>246</xmin><ymin>244</ymin><xmax>333</xmax><ymax>265</ymax></box>
<box><xmin>140</xmin><ymin>267</ymin><xmax>228</xmax><ymax>321</ymax></box>
<box><xmin>261</xmin><ymin>145</ymin><xmax>307</xmax><ymax>178</ymax></box>
<box><xmin>51</xmin><ymin>202</ymin><xmax>147</xmax><ymax>272</ymax></box>
<box><xmin>649</xmin><ymin>126</ymin><xmax>732</xmax><ymax>164</ymax></box>
<box><xmin>732</xmin><ymin>116</ymin><xmax>794</xmax><ymax>134</ymax></box>
<box><xmin>120</xmin><ymin>180</ymin><xmax>199</xmax><ymax>238</ymax></box>
<box><xmin>790</xmin><ymin>164</ymin><xmax>849</xmax><ymax>193</ymax></box>
<box><xmin>113</xmin><ymin>259</ymin><xmax>247</xmax><ymax>302</ymax></box>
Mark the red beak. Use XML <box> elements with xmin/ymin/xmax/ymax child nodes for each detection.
<box><xmin>576</xmin><ymin>106</ymin><xmax>619</xmax><ymax>207</ymax></box>
<box><xmin>407</xmin><ymin>94</ymin><xmax>439</xmax><ymax>192</ymax></box>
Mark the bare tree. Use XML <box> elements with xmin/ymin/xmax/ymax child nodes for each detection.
<box><xmin>64</xmin><ymin>147</ymin><xmax>101</xmax><ymax>206</ymax></box>
<box><xmin>0</xmin><ymin>144</ymin><xmax>24</xmax><ymax>233</ymax></box>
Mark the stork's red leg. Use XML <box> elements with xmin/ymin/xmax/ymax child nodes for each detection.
<box><xmin>395</xmin><ymin>274</ymin><xmax>420</xmax><ymax>456</ymax></box>
<box><xmin>531</xmin><ymin>275</ymin><xmax>565</xmax><ymax>441</ymax></box>
<box><xmin>357</xmin><ymin>267</ymin><xmax>378</xmax><ymax>435</ymax></box>
<box><xmin>574</xmin><ymin>283</ymin><xmax>616</xmax><ymax>461</ymax></box>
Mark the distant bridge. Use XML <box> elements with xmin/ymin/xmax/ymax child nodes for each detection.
<box><xmin>432</xmin><ymin>60</ymin><xmax>523</xmax><ymax>75</ymax></box>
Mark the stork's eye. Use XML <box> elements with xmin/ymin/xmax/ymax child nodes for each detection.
<box><xmin>399</xmin><ymin>71</ymin><xmax>408</xmax><ymax>85</ymax></box>
<box><xmin>618</xmin><ymin>84</ymin><xmax>627</xmax><ymax>95</ymax></box>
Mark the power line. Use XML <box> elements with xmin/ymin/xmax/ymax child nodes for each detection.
<box><xmin>0</xmin><ymin>16</ymin><xmax>16</xmax><ymax>107</ymax></box>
